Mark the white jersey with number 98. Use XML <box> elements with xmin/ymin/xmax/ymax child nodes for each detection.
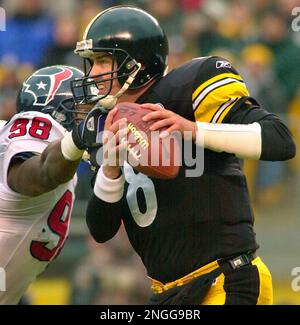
<box><xmin>0</xmin><ymin>111</ymin><xmax>77</xmax><ymax>304</ymax></box>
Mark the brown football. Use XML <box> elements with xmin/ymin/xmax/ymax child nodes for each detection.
<box><xmin>112</xmin><ymin>102</ymin><xmax>180</xmax><ymax>179</ymax></box>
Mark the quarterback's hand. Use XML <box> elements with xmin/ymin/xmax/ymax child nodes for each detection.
<box><xmin>102</xmin><ymin>108</ymin><xmax>128</xmax><ymax>179</ymax></box>
<box><xmin>141</xmin><ymin>103</ymin><xmax>196</xmax><ymax>140</ymax></box>
<box><xmin>71</xmin><ymin>105</ymin><xmax>107</xmax><ymax>149</ymax></box>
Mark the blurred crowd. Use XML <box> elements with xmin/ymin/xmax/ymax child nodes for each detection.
<box><xmin>1</xmin><ymin>0</ymin><xmax>300</xmax><ymax>304</ymax></box>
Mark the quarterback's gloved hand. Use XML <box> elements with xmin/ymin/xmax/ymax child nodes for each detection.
<box><xmin>72</xmin><ymin>105</ymin><xmax>107</xmax><ymax>149</ymax></box>
<box><xmin>61</xmin><ymin>105</ymin><xmax>107</xmax><ymax>161</ymax></box>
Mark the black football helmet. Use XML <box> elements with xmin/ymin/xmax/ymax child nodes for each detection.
<box><xmin>16</xmin><ymin>65</ymin><xmax>93</xmax><ymax>131</ymax></box>
<box><xmin>72</xmin><ymin>6</ymin><xmax>169</xmax><ymax>108</ymax></box>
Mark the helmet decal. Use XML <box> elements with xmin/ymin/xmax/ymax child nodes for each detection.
<box><xmin>17</xmin><ymin>65</ymin><xmax>89</xmax><ymax>131</ymax></box>
<box><xmin>23</xmin><ymin>67</ymin><xmax>73</xmax><ymax>106</ymax></box>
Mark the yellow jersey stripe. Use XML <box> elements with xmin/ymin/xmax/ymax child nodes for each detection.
<box><xmin>192</xmin><ymin>78</ymin><xmax>244</xmax><ymax>111</ymax></box>
<box><xmin>192</xmin><ymin>72</ymin><xmax>243</xmax><ymax>101</ymax></box>
<box><xmin>194</xmin><ymin>81</ymin><xmax>249</xmax><ymax>123</ymax></box>
<box><xmin>217</xmin><ymin>99</ymin><xmax>239</xmax><ymax>123</ymax></box>
<box><xmin>211</xmin><ymin>97</ymin><xmax>239</xmax><ymax>123</ymax></box>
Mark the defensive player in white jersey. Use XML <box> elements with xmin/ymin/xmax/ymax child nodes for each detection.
<box><xmin>0</xmin><ymin>65</ymin><xmax>103</xmax><ymax>304</ymax></box>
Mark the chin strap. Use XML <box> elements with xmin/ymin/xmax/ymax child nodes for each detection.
<box><xmin>98</xmin><ymin>63</ymin><xmax>142</xmax><ymax>110</ymax></box>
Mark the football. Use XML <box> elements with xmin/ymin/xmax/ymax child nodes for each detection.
<box><xmin>112</xmin><ymin>102</ymin><xmax>180</xmax><ymax>179</ymax></box>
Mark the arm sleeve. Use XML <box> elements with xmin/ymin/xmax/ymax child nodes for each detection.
<box><xmin>223</xmin><ymin>97</ymin><xmax>296</xmax><ymax>161</ymax></box>
<box><xmin>85</xmin><ymin>167</ymin><xmax>124</xmax><ymax>243</ymax></box>
<box><xmin>192</xmin><ymin>56</ymin><xmax>295</xmax><ymax>161</ymax></box>
<box><xmin>86</xmin><ymin>194</ymin><xmax>122</xmax><ymax>243</ymax></box>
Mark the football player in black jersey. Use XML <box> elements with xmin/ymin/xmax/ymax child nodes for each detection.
<box><xmin>73</xmin><ymin>6</ymin><xmax>296</xmax><ymax>305</ymax></box>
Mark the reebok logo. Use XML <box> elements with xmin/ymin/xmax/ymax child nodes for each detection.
<box><xmin>216</xmin><ymin>61</ymin><xmax>231</xmax><ymax>69</ymax></box>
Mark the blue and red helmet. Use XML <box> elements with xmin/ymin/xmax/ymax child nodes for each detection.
<box><xmin>16</xmin><ymin>65</ymin><xmax>91</xmax><ymax>130</ymax></box>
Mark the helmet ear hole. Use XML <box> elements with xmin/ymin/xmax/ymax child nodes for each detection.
<box><xmin>126</xmin><ymin>60</ymin><xmax>138</xmax><ymax>70</ymax></box>
<box><xmin>114</xmin><ymin>53</ymin><xmax>138</xmax><ymax>85</ymax></box>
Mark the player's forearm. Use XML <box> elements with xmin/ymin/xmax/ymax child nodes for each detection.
<box><xmin>195</xmin><ymin>117</ymin><xmax>296</xmax><ymax>161</ymax></box>
<box><xmin>25</xmin><ymin>130</ymin><xmax>84</xmax><ymax>195</ymax></box>
<box><xmin>259</xmin><ymin>117</ymin><xmax>296</xmax><ymax>161</ymax></box>
<box><xmin>86</xmin><ymin>193</ymin><xmax>122</xmax><ymax>242</ymax></box>
<box><xmin>39</xmin><ymin>140</ymin><xmax>81</xmax><ymax>189</ymax></box>
<box><xmin>195</xmin><ymin>122</ymin><xmax>262</xmax><ymax>160</ymax></box>
<box><xmin>8</xmin><ymin>140</ymin><xmax>81</xmax><ymax>196</ymax></box>
<box><xmin>37</xmin><ymin>129</ymin><xmax>86</xmax><ymax>192</ymax></box>
<box><xmin>86</xmin><ymin>166</ymin><xmax>125</xmax><ymax>242</ymax></box>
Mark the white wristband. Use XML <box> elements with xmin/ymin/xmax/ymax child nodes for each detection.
<box><xmin>61</xmin><ymin>131</ymin><xmax>84</xmax><ymax>161</ymax></box>
<box><xmin>94</xmin><ymin>166</ymin><xmax>125</xmax><ymax>203</ymax></box>
<box><xmin>196</xmin><ymin>122</ymin><xmax>262</xmax><ymax>160</ymax></box>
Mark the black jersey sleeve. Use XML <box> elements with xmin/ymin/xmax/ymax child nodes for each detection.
<box><xmin>223</xmin><ymin>97</ymin><xmax>296</xmax><ymax>161</ymax></box>
<box><xmin>192</xmin><ymin>56</ymin><xmax>250</xmax><ymax>123</ymax></box>
<box><xmin>86</xmin><ymin>194</ymin><xmax>122</xmax><ymax>242</ymax></box>
<box><xmin>85</xmin><ymin>170</ymin><xmax>123</xmax><ymax>242</ymax></box>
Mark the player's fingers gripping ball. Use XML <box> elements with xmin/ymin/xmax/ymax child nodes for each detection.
<box><xmin>112</xmin><ymin>102</ymin><xmax>180</xmax><ymax>179</ymax></box>
<box><xmin>102</xmin><ymin>118</ymin><xmax>129</xmax><ymax>166</ymax></box>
